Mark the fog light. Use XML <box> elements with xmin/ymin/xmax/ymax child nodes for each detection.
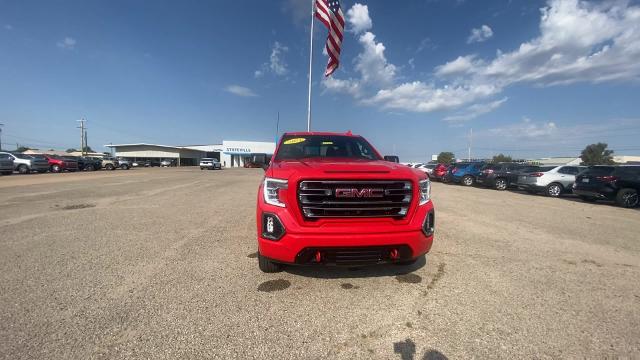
<box><xmin>422</xmin><ymin>210</ymin><xmax>435</xmax><ymax>236</ymax></box>
<box><xmin>262</xmin><ymin>213</ymin><xmax>285</xmax><ymax>241</ymax></box>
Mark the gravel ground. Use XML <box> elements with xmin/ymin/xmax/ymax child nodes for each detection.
<box><xmin>1</xmin><ymin>168</ymin><xmax>639</xmax><ymax>359</ymax></box>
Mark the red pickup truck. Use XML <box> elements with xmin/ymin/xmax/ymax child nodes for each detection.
<box><xmin>254</xmin><ymin>131</ymin><xmax>435</xmax><ymax>272</ymax></box>
<box><xmin>42</xmin><ymin>154</ymin><xmax>79</xmax><ymax>173</ymax></box>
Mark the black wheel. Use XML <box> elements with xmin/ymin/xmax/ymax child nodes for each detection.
<box><xmin>579</xmin><ymin>196</ymin><xmax>597</xmax><ymax>203</ymax></box>
<box><xmin>545</xmin><ymin>183</ymin><xmax>563</xmax><ymax>197</ymax></box>
<box><xmin>84</xmin><ymin>165</ymin><xmax>95</xmax><ymax>171</ymax></box>
<box><xmin>616</xmin><ymin>188</ymin><xmax>639</xmax><ymax>208</ymax></box>
<box><xmin>120</xmin><ymin>164</ymin><xmax>129</xmax><ymax>170</ymax></box>
<box><xmin>105</xmin><ymin>164</ymin><xmax>114</xmax><ymax>170</ymax></box>
<box><xmin>51</xmin><ymin>164</ymin><xmax>61</xmax><ymax>173</ymax></box>
<box><xmin>17</xmin><ymin>164</ymin><xmax>29</xmax><ymax>174</ymax></box>
<box><xmin>1</xmin><ymin>171</ymin><xmax>12</xmax><ymax>175</ymax></box>
<box><xmin>258</xmin><ymin>254</ymin><xmax>282</xmax><ymax>273</ymax></box>
<box><xmin>462</xmin><ymin>175</ymin><xmax>474</xmax><ymax>186</ymax></box>
<box><xmin>200</xmin><ymin>167</ymin><xmax>204</xmax><ymax>170</ymax></box>
<box><xmin>494</xmin><ymin>178</ymin><xmax>508</xmax><ymax>191</ymax></box>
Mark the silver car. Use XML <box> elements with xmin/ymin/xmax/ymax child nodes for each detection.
<box><xmin>517</xmin><ymin>165</ymin><xmax>586</xmax><ymax>197</ymax></box>
<box><xmin>0</xmin><ymin>153</ymin><xmax>14</xmax><ymax>175</ymax></box>
<box><xmin>0</xmin><ymin>152</ymin><xmax>50</xmax><ymax>174</ymax></box>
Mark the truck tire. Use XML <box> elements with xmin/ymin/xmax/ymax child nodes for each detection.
<box><xmin>545</xmin><ymin>183</ymin><xmax>563</xmax><ymax>197</ymax></box>
<box><xmin>494</xmin><ymin>178</ymin><xmax>508</xmax><ymax>191</ymax></box>
<box><xmin>462</xmin><ymin>175</ymin><xmax>474</xmax><ymax>186</ymax></box>
<box><xmin>616</xmin><ymin>188</ymin><xmax>639</xmax><ymax>208</ymax></box>
<box><xmin>17</xmin><ymin>164</ymin><xmax>29</xmax><ymax>174</ymax></box>
<box><xmin>51</xmin><ymin>164</ymin><xmax>61</xmax><ymax>173</ymax></box>
<box><xmin>258</xmin><ymin>254</ymin><xmax>282</xmax><ymax>273</ymax></box>
<box><xmin>84</xmin><ymin>164</ymin><xmax>95</xmax><ymax>171</ymax></box>
<box><xmin>120</xmin><ymin>164</ymin><xmax>129</xmax><ymax>170</ymax></box>
<box><xmin>105</xmin><ymin>164</ymin><xmax>114</xmax><ymax>170</ymax></box>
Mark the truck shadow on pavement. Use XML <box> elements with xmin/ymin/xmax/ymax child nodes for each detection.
<box><xmin>283</xmin><ymin>255</ymin><xmax>427</xmax><ymax>279</ymax></box>
<box><xmin>394</xmin><ymin>339</ymin><xmax>448</xmax><ymax>360</ymax></box>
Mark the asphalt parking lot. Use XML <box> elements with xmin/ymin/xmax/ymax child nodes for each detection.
<box><xmin>1</xmin><ymin>168</ymin><xmax>639</xmax><ymax>359</ymax></box>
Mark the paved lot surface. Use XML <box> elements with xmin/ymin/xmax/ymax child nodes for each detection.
<box><xmin>1</xmin><ymin>168</ymin><xmax>639</xmax><ymax>359</ymax></box>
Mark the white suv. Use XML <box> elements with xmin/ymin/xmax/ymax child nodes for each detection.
<box><xmin>200</xmin><ymin>158</ymin><xmax>222</xmax><ymax>170</ymax></box>
<box><xmin>516</xmin><ymin>165</ymin><xmax>586</xmax><ymax>197</ymax></box>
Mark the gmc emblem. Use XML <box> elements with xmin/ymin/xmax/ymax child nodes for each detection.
<box><xmin>335</xmin><ymin>188</ymin><xmax>384</xmax><ymax>198</ymax></box>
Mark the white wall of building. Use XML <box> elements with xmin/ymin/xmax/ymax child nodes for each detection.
<box><xmin>220</xmin><ymin>140</ymin><xmax>276</xmax><ymax>167</ymax></box>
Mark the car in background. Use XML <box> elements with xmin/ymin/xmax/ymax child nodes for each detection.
<box><xmin>43</xmin><ymin>154</ymin><xmax>78</xmax><ymax>173</ymax></box>
<box><xmin>573</xmin><ymin>166</ymin><xmax>640</xmax><ymax>208</ymax></box>
<box><xmin>117</xmin><ymin>159</ymin><xmax>131</xmax><ymax>170</ymax></box>
<box><xmin>200</xmin><ymin>158</ymin><xmax>222</xmax><ymax>170</ymax></box>
<box><xmin>516</xmin><ymin>165</ymin><xmax>585</xmax><ymax>197</ymax></box>
<box><xmin>478</xmin><ymin>163</ymin><xmax>540</xmax><ymax>191</ymax></box>
<box><xmin>144</xmin><ymin>160</ymin><xmax>161</xmax><ymax>167</ymax></box>
<box><xmin>446</xmin><ymin>162</ymin><xmax>485</xmax><ymax>186</ymax></box>
<box><xmin>430</xmin><ymin>164</ymin><xmax>449</xmax><ymax>181</ymax></box>
<box><xmin>160</xmin><ymin>159</ymin><xmax>176</xmax><ymax>167</ymax></box>
<box><xmin>0</xmin><ymin>153</ymin><xmax>14</xmax><ymax>175</ymax></box>
<box><xmin>101</xmin><ymin>157</ymin><xmax>119</xmax><ymax>170</ymax></box>
<box><xmin>415</xmin><ymin>164</ymin><xmax>436</xmax><ymax>176</ymax></box>
<box><xmin>69</xmin><ymin>156</ymin><xmax>101</xmax><ymax>171</ymax></box>
<box><xmin>0</xmin><ymin>152</ymin><xmax>50</xmax><ymax>174</ymax></box>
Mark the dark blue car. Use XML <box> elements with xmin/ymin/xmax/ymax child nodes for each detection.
<box><xmin>446</xmin><ymin>162</ymin><xmax>485</xmax><ymax>186</ymax></box>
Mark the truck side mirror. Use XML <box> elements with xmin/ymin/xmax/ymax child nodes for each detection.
<box><xmin>251</xmin><ymin>153</ymin><xmax>269</xmax><ymax>170</ymax></box>
<box><xmin>384</xmin><ymin>155</ymin><xmax>400</xmax><ymax>163</ymax></box>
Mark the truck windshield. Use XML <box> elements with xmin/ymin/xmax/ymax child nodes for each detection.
<box><xmin>275</xmin><ymin>135</ymin><xmax>380</xmax><ymax>161</ymax></box>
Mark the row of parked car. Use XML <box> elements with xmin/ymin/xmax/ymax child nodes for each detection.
<box><xmin>407</xmin><ymin>162</ymin><xmax>640</xmax><ymax>208</ymax></box>
<box><xmin>0</xmin><ymin>152</ymin><xmax>138</xmax><ymax>174</ymax></box>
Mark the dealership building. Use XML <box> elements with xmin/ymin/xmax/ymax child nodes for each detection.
<box><xmin>106</xmin><ymin>140</ymin><xmax>276</xmax><ymax>167</ymax></box>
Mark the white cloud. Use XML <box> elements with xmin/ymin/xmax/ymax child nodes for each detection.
<box><xmin>57</xmin><ymin>37</ymin><xmax>76</xmax><ymax>50</ymax></box>
<box><xmin>435</xmin><ymin>55</ymin><xmax>481</xmax><ymax>77</ymax></box>
<box><xmin>443</xmin><ymin>97</ymin><xmax>508</xmax><ymax>122</ymax></box>
<box><xmin>255</xmin><ymin>42</ymin><xmax>289</xmax><ymax>78</ymax></box>
<box><xmin>347</xmin><ymin>3</ymin><xmax>372</xmax><ymax>34</ymax></box>
<box><xmin>324</xmin><ymin>0</ymin><xmax>640</xmax><ymax>118</ymax></box>
<box><xmin>467</xmin><ymin>25</ymin><xmax>493</xmax><ymax>43</ymax></box>
<box><xmin>322</xmin><ymin>77</ymin><xmax>362</xmax><ymax>98</ymax></box>
<box><xmin>488</xmin><ymin>118</ymin><xmax>557</xmax><ymax>139</ymax></box>
<box><xmin>4</xmin><ymin>24</ymin><xmax>13</xmax><ymax>30</ymax></box>
<box><xmin>225</xmin><ymin>85</ymin><xmax>258</xmax><ymax>97</ymax></box>
<box><xmin>355</xmin><ymin>32</ymin><xmax>397</xmax><ymax>86</ymax></box>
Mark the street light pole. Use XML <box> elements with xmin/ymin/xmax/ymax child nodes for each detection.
<box><xmin>0</xmin><ymin>123</ymin><xmax>4</xmax><ymax>151</ymax></box>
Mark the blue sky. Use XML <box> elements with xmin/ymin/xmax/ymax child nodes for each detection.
<box><xmin>1</xmin><ymin>0</ymin><xmax>639</xmax><ymax>161</ymax></box>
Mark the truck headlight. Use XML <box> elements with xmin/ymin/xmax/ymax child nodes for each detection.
<box><xmin>419</xmin><ymin>179</ymin><xmax>431</xmax><ymax>205</ymax></box>
<box><xmin>263</xmin><ymin>177</ymin><xmax>288</xmax><ymax>207</ymax></box>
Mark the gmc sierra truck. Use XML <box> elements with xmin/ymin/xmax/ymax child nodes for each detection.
<box><xmin>254</xmin><ymin>131</ymin><xmax>435</xmax><ymax>272</ymax></box>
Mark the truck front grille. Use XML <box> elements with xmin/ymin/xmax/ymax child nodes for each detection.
<box><xmin>298</xmin><ymin>180</ymin><xmax>412</xmax><ymax>219</ymax></box>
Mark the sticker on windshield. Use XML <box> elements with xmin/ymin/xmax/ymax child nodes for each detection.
<box><xmin>322</xmin><ymin>141</ymin><xmax>334</xmax><ymax>145</ymax></box>
<box><xmin>283</xmin><ymin>138</ymin><xmax>305</xmax><ymax>145</ymax></box>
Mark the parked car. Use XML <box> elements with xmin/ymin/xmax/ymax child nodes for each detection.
<box><xmin>101</xmin><ymin>157</ymin><xmax>120</xmax><ymax>170</ymax></box>
<box><xmin>117</xmin><ymin>159</ymin><xmax>131</xmax><ymax>170</ymax></box>
<box><xmin>0</xmin><ymin>153</ymin><xmax>14</xmax><ymax>175</ymax></box>
<box><xmin>477</xmin><ymin>163</ymin><xmax>540</xmax><ymax>190</ymax></box>
<box><xmin>200</xmin><ymin>158</ymin><xmax>222</xmax><ymax>170</ymax></box>
<box><xmin>446</xmin><ymin>162</ymin><xmax>485</xmax><ymax>186</ymax></box>
<box><xmin>160</xmin><ymin>159</ymin><xmax>176</xmax><ymax>167</ymax></box>
<box><xmin>516</xmin><ymin>165</ymin><xmax>585</xmax><ymax>197</ymax></box>
<box><xmin>415</xmin><ymin>164</ymin><xmax>436</xmax><ymax>176</ymax></box>
<box><xmin>145</xmin><ymin>160</ymin><xmax>161</xmax><ymax>167</ymax></box>
<box><xmin>43</xmin><ymin>154</ymin><xmax>78</xmax><ymax>173</ymax></box>
<box><xmin>431</xmin><ymin>164</ymin><xmax>449</xmax><ymax>181</ymax></box>
<box><xmin>573</xmin><ymin>165</ymin><xmax>640</xmax><ymax>208</ymax></box>
<box><xmin>67</xmin><ymin>156</ymin><xmax>100</xmax><ymax>171</ymax></box>
<box><xmin>0</xmin><ymin>152</ymin><xmax>50</xmax><ymax>174</ymax></box>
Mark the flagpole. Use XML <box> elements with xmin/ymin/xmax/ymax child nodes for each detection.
<box><xmin>306</xmin><ymin>0</ymin><xmax>315</xmax><ymax>132</ymax></box>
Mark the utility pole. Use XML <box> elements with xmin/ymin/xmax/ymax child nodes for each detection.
<box><xmin>468</xmin><ymin>128</ymin><xmax>473</xmax><ymax>161</ymax></box>
<box><xmin>0</xmin><ymin>123</ymin><xmax>4</xmax><ymax>151</ymax></box>
<box><xmin>77</xmin><ymin>118</ymin><xmax>86</xmax><ymax>156</ymax></box>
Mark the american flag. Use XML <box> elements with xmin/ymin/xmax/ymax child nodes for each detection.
<box><xmin>315</xmin><ymin>0</ymin><xmax>344</xmax><ymax>77</ymax></box>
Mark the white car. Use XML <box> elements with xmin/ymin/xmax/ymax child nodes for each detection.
<box><xmin>415</xmin><ymin>164</ymin><xmax>436</xmax><ymax>175</ymax></box>
<box><xmin>200</xmin><ymin>158</ymin><xmax>222</xmax><ymax>170</ymax></box>
<box><xmin>516</xmin><ymin>165</ymin><xmax>586</xmax><ymax>197</ymax></box>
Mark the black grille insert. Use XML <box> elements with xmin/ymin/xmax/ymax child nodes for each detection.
<box><xmin>295</xmin><ymin>246</ymin><xmax>413</xmax><ymax>265</ymax></box>
<box><xmin>298</xmin><ymin>180</ymin><xmax>412</xmax><ymax>219</ymax></box>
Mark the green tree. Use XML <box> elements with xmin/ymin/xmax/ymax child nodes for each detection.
<box><xmin>437</xmin><ymin>152</ymin><xmax>455</xmax><ymax>164</ymax></box>
<box><xmin>16</xmin><ymin>146</ymin><xmax>31</xmax><ymax>152</ymax></box>
<box><xmin>580</xmin><ymin>143</ymin><xmax>615</xmax><ymax>165</ymax></box>
<box><xmin>83</xmin><ymin>146</ymin><xmax>95</xmax><ymax>153</ymax></box>
<box><xmin>66</xmin><ymin>148</ymin><xmax>78</xmax><ymax>153</ymax></box>
<box><xmin>492</xmin><ymin>153</ymin><xmax>513</xmax><ymax>163</ymax></box>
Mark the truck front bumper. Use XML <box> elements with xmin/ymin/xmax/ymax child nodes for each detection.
<box><xmin>257</xmin><ymin>202</ymin><xmax>435</xmax><ymax>266</ymax></box>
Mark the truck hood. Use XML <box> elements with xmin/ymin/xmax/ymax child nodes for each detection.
<box><xmin>267</xmin><ymin>159</ymin><xmax>425</xmax><ymax>181</ymax></box>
